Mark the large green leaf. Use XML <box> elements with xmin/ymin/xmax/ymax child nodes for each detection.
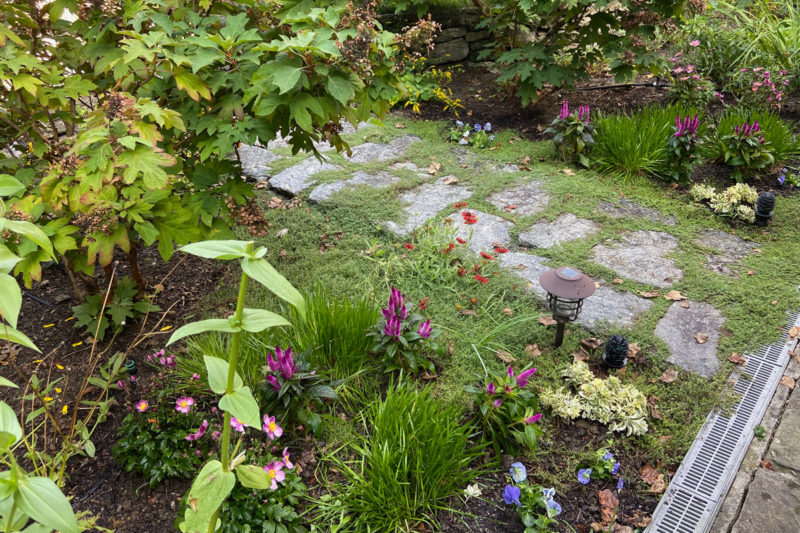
<box><xmin>0</xmin><ymin>273</ymin><xmax>22</xmax><ymax>328</ymax></box>
<box><xmin>0</xmin><ymin>245</ymin><xmax>21</xmax><ymax>274</ymax></box>
<box><xmin>173</xmin><ymin>69</ymin><xmax>212</xmax><ymax>101</ymax></box>
<box><xmin>0</xmin><ymin>220</ymin><xmax>53</xmax><ymax>258</ymax></box>
<box><xmin>116</xmin><ymin>145</ymin><xmax>175</xmax><ymax>189</ymax></box>
<box><xmin>241</xmin><ymin>258</ymin><xmax>306</xmax><ymax>320</ymax></box>
<box><xmin>0</xmin><ymin>376</ymin><xmax>17</xmax><ymax>388</ymax></box>
<box><xmin>180</xmin><ymin>461</ymin><xmax>235</xmax><ymax>533</ymax></box>
<box><xmin>235</xmin><ymin>464</ymin><xmax>270</xmax><ymax>490</ymax></box>
<box><xmin>240</xmin><ymin>308</ymin><xmax>290</xmax><ymax>332</ymax></box>
<box><xmin>166</xmin><ymin>319</ymin><xmax>238</xmax><ymax>345</ymax></box>
<box><xmin>16</xmin><ymin>477</ymin><xmax>79</xmax><ymax>533</ymax></box>
<box><xmin>179</xmin><ymin>240</ymin><xmax>253</xmax><ymax>260</ymax></box>
<box><xmin>326</xmin><ymin>75</ymin><xmax>355</xmax><ymax>105</ymax></box>
<box><xmin>203</xmin><ymin>355</ymin><xmax>243</xmax><ymax>395</ymax></box>
<box><xmin>0</xmin><ymin>402</ymin><xmax>21</xmax><ymax>446</ymax></box>
<box><xmin>269</xmin><ymin>63</ymin><xmax>304</xmax><ymax>94</ymax></box>
<box><xmin>0</xmin><ymin>175</ymin><xmax>24</xmax><ymax>196</ymax></box>
<box><xmin>0</xmin><ymin>324</ymin><xmax>39</xmax><ymax>352</ymax></box>
<box><xmin>219</xmin><ymin>387</ymin><xmax>260</xmax><ymax>428</ymax></box>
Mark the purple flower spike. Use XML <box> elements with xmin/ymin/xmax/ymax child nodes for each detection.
<box><xmin>558</xmin><ymin>100</ymin><xmax>570</xmax><ymax>120</ymax></box>
<box><xmin>267</xmin><ymin>352</ymin><xmax>279</xmax><ymax>373</ymax></box>
<box><xmin>506</xmin><ymin>365</ymin><xmax>514</xmax><ymax>379</ymax></box>
<box><xmin>384</xmin><ymin>315</ymin><xmax>402</xmax><ymax>338</ymax></box>
<box><xmin>487</xmin><ymin>381</ymin><xmax>495</xmax><ymax>395</ymax></box>
<box><xmin>516</xmin><ymin>368</ymin><xmax>537</xmax><ymax>388</ymax></box>
<box><xmin>267</xmin><ymin>374</ymin><xmax>280</xmax><ymax>391</ymax></box>
<box><xmin>277</xmin><ymin>347</ymin><xmax>295</xmax><ymax>380</ymax></box>
<box><xmin>417</xmin><ymin>319</ymin><xmax>432</xmax><ymax>339</ymax></box>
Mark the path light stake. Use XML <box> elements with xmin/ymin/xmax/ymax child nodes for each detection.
<box><xmin>754</xmin><ymin>192</ymin><xmax>775</xmax><ymax>227</ymax></box>
<box><xmin>539</xmin><ymin>266</ymin><xmax>596</xmax><ymax>348</ymax></box>
<box><xmin>603</xmin><ymin>335</ymin><xmax>629</xmax><ymax>369</ymax></box>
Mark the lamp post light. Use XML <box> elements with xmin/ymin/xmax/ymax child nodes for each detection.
<box><xmin>538</xmin><ymin>266</ymin><xmax>596</xmax><ymax>348</ymax></box>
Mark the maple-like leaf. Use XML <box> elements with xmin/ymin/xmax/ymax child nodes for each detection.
<box><xmin>116</xmin><ymin>145</ymin><xmax>175</xmax><ymax>189</ymax></box>
<box><xmin>428</xmin><ymin>161</ymin><xmax>441</xmax><ymax>175</ymax></box>
<box><xmin>538</xmin><ymin>316</ymin><xmax>557</xmax><ymax>326</ymax></box>
<box><xmin>694</xmin><ymin>332</ymin><xmax>708</xmax><ymax>344</ymax></box>
<box><xmin>664</xmin><ymin>290</ymin><xmax>686</xmax><ymax>301</ymax></box>
<box><xmin>728</xmin><ymin>353</ymin><xmax>746</xmax><ymax>366</ymax></box>
<box><xmin>525</xmin><ymin>344</ymin><xmax>541</xmax><ymax>357</ymax></box>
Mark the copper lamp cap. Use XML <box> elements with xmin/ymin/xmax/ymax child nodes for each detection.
<box><xmin>538</xmin><ymin>266</ymin><xmax>596</xmax><ymax>299</ymax></box>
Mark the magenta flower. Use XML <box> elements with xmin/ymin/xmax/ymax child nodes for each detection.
<box><xmin>493</xmin><ymin>398</ymin><xmax>503</xmax><ymax>408</ymax></box>
<box><xmin>487</xmin><ymin>382</ymin><xmax>495</xmax><ymax>395</ymax></box>
<box><xmin>577</xmin><ymin>105</ymin><xmax>591</xmax><ymax>123</ymax></box>
<box><xmin>117</xmin><ymin>380</ymin><xmax>125</xmax><ymax>389</ymax></box>
<box><xmin>211</xmin><ymin>430</ymin><xmax>221</xmax><ymax>440</ymax></box>
<box><xmin>276</xmin><ymin>347</ymin><xmax>295</xmax><ymax>380</ymax></box>
<box><xmin>384</xmin><ymin>315</ymin><xmax>402</xmax><ymax>338</ymax></box>
<box><xmin>524</xmin><ymin>413</ymin><xmax>542</xmax><ymax>424</ymax></box>
<box><xmin>282</xmin><ymin>447</ymin><xmax>293</xmax><ymax>469</ymax></box>
<box><xmin>417</xmin><ymin>319</ymin><xmax>432</xmax><ymax>339</ymax></box>
<box><xmin>266</xmin><ymin>374</ymin><xmax>280</xmax><ymax>391</ymax></box>
<box><xmin>263</xmin><ymin>414</ymin><xmax>283</xmax><ymax>441</ymax></box>
<box><xmin>689</xmin><ymin>39</ymin><xmax>700</xmax><ymax>47</ymax></box>
<box><xmin>185</xmin><ymin>419</ymin><xmax>209</xmax><ymax>441</ymax></box>
<box><xmin>506</xmin><ymin>365</ymin><xmax>514</xmax><ymax>379</ymax></box>
<box><xmin>558</xmin><ymin>100</ymin><xmax>570</xmax><ymax>120</ymax></box>
<box><xmin>175</xmin><ymin>397</ymin><xmax>195</xmax><ymax>414</ymax></box>
<box><xmin>230</xmin><ymin>416</ymin><xmax>246</xmax><ymax>433</ymax></box>
<box><xmin>516</xmin><ymin>368</ymin><xmax>537</xmax><ymax>388</ymax></box>
<box><xmin>191</xmin><ymin>373</ymin><xmax>200</xmax><ymax>380</ymax></box>
<box><xmin>135</xmin><ymin>400</ymin><xmax>149</xmax><ymax>413</ymax></box>
<box><xmin>267</xmin><ymin>352</ymin><xmax>279</xmax><ymax>373</ymax></box>
<box><xmin>263</xmin><ymin>461</ymin><xmax>285</xmax><ymax>490</ymax></box>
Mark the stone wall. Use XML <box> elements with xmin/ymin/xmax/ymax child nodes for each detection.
<box><xmin>380</xmin><ymin>7</ymin><xmax>491</xmax><ymax>65</ymax></box>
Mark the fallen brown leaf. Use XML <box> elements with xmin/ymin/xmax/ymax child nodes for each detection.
<box><xmin>572</xmin><ymin>349</ymin><xmax>590</xmax><ymax>363</ymax></box>
<box><xmin>538</xmin><ymin>316</ymin><xmax>557</xmax><ymax>326</ymax></box>
<box><xmin>561</xmin><ymin>168</ymin><xmax>576</xmax><ymax>176</ymax></box>
<box><xmin>495</xmin><ymin>350</ymin><xmax>516</xmax><ymax>363</ymax></box>
<box><xmin>747</xmin><ymin>270</ymin><xmax>754</xmax><ymax>276</ymax></box>
<box><xmin>680</xmin><ymin>301</ymin><xmax>691</xmax><ymax>308</ymax></box>
<box><xmin>581</xmin><ymin>337</ymin><xmax>604</xmax><ymax>351</ymax></box>
<box><xmin>448</xmin><ymin>340</ymin><xmax>454</xmax><ymax>356</ymax></box>
<box><xmin>597</xmin><ymin>489</ymin><xmax>619</xmax><ymax>525</ymax></box>
<box><xmin>394</xmin><ymin>122</ymin><xmax>406</xmax><ymax>129</ymax></box>
<box><xmin>664</xmin><ymin>290</ymin><xmax>686</xmax><ymax>301</ymax></box>
<box><xmin>639</xmin><ymin>463</ymin><xmax>661</xmax><ymax>486</ymax></box>
<box><xmin>639</xmin><ymin>290</ymin><xmax>660</xmax><ymax>298</ymax></box>
<box><xmin>520</xmin><ymin>155</ymin><xmax>531</xmax><ymax>164</ymax></box>
<box><xmin>504</xmin><ymin>204</ymin><xmax>517</xmax><ymax>212</ymax></box>
<box><xmin>659</xmin><ymin>369</ymin><xmax>678</xmax><ymax>383</ymax></box>
<box><xmin>659</xmin><ymin>435</ymin><xmax>673</xmax><ymax>443</ymax></box>
<box><xmin>771</xmin><ymin>300</ymin><xmax>778</xmax><ymax>306</ymax></box>
<box><xmin>502</xmin><ymin>308</ymin><xmax>514</xmax><ymax>316</ymax></box>
<box><xmin>648</xmin><ymin>396</ymin><xmax>663</xmax><ymax>420</ymax></box>
<box><xmin>443</xmin><ymin>176</ymin><xmax>459</xmax><ymax>185</ymax></box>
<box><xmin>788</xmin><ymin>326</ymin><xmax>800</xmax><ymax>338</ymax></box>
<box><xmin>628</xmin><ymin>342</ymin><xmax>644</xmax><ymax>364</ymax></box>
<box><xmin>525</xmin><ymin>344</ymin><xmax>542</xmax><ymax>357</ymax></box>
<box><xmin>649</xmin><ymin>475</ymin><xmax>666</xmax><ymax>494</ymax></box>
<box><xmin>694</xmin><ymin>332</ymin><xmax>708</xmax><ymax>344</ymax></box>
<box><xmin>780</xmin><ymin>376</ymin><xmax>795</xmax><ymax>389</ymax></box>
<box><xmin>760</xmin><ymin>460</ymin><xmax>775</xmax><ymax>471</ymax></box>
<box><xmin>612</xmin><ymin>525</ymin><xmax>635</xmax><ymax>533</ymax></box>
<box><xmin>428</xmin><ymin>161</ymin><xmax>441</xmax><ymax>175</ymax></box>
<box><xmin>613</xmin><ymin>278</ymin><xmax>624</xmax><ymax>284</ymax></box>
<box><xmin>461</xmin><ymin>309</ymin><xmax>478</xmax><ymax>317</ymax></box>
<box><xmin>421</xmin><ymin>371</ymin><xmax>437</xmax><ymax>381</ymax></box>
<box><xmin>728</xmin><ymin>353</ymin><xmax>746</xmax><ymax>366</ymax></box>
<box><xmin>669</xmin><ymin>182</ymin><xmax>680</xmax><ymax>189</ymax></box>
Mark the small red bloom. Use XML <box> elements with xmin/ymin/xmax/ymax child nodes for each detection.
<box><xmin>457</xmin><ymin>267</ymin><xmax>467</xmax><ymax>277</ymax></box>
<box><xmin>418</xmin><ymin>297</ymin><xmax>429</xmax><ymax>310</ymax></box>
<box><xmin>454</xmin><ymin>201</ymin><xmax>468</xmax><ymax>209</ymax></box>
<box><xmin>456</xmin><ymin>237</ymin><xmax>467</xmax><ymax>245</ymax></box>
<box><xmin>494</xmin><ymin>247</ymin><xmax>508</xmax><ymax>253</ymax></box>
<box><xmin>404</xmin><ymin>243</ymin><xmax>414</xmax><ymax>250</ymax></box>
<box><xmin>480</xmin><ymin>251</ymin><xmax>494</xmax><ymax>260</ymax></box>
<box><xmin>443</xmin><ymin>242</ymin><xmax>455</xmax><ymax>254</ymax></box>
<box><xmin>475</xmin><ymin>275</ymin><xmax>489</xmax><ymax>284</ymax></box>
<box><xmin>461</xmin><ymin>211</ymin><xmax>478</xmax><ymax>225</ymax></box>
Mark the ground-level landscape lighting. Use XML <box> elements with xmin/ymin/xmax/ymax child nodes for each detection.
<box><xmin>539</xmin><ymin>266</ymin><xmax>596</xmax><ymax>348</ymax></box>
<box><xmin>755</xmin><ymin>192</ymin><xmax>775</xmax><ymax>227</ymax></box>
<box><xmin>603</xmin><ymin>335</ymin><xmax>629</xmax><ymax>369</ymax></box>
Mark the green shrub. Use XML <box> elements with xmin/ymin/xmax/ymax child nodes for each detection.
<box><xmin>592</xmin><ymin>105</ymin><xmax>702</xmax><ymax>181</ymax></box>
<box><xmin>690</xmin><ymin>183</ymin><xmax>758</xmax><ymax>223</ymax></box>
<box><xmin>327</xmin><ymin>382</ymin><xmax>483</xmax><ymax>531</ymax></box>
<box><xmin>704</xmin><ymin>108</ymin><xmax>800</xmax><ymax>168</ymax></box>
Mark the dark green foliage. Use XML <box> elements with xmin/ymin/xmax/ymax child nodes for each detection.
<box><xmin>72</xmin><ymin>277</ymin><xmax>160</xmax><ymax>340</ymax></box>
<box><xmin>216</xmin><ymin>471</ymin><xmax>308</xmax><ymax>533</ymax></box>
<box><xmin>543</xmin><ymin>102</ymin><xmax>595</xmax><ymax>167</ymax></box>
<box><xmin>704</xmin><ymin>108</ymin><xmax>800</xmax><ymax>168</ymax></box>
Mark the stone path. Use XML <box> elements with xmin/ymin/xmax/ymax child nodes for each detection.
<box><xmin>655</xmin><ymin>301</ymin><xmax>725</xmax><ymax>378</ymax></box>
<box><xmin>597</xmin><ymin>198</ymin><xmax>677</xmax><ymax>226</ymax></box>
<box><xmin>518</xmin><ymin>213</ymin><xmax>599</xmax><ymax>249</ymax></box>
<box><xmin>384</xmin><ymin>178</ymin><xmax>472</xmax><ymax>236</ymax></box>
<box><xmin>590</xmin><ymin>230</ymin><xmax>683</xmax><ymax>288</ymax></box>
<box><xmin>693</xmin><ymin>230</ymin><xmax>759</xmax><ymax>276</ymax></box>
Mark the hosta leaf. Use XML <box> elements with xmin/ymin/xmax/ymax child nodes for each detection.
<box><xmin>241</xmin><ymin>258</ymin><xmax>305</xmax><ymax>320</ymax></box>
<box><xmin>180</xmin><ymin>461</ymin><xmax>235</xmax><ymax>533</ymax></box>
<box><xmin>204</xmin><ymin>355</ymin><xmax>243</xmax><ymax>395</ymax></box>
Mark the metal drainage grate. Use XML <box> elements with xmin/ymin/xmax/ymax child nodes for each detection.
<box><xmin>647</xmin><ymin>312</ymin><xmax>800</xmax><ymax>533</ymax></box>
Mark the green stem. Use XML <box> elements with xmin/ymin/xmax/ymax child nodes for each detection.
<box><xmin>5</xmin><ymin>501</ymin><xmax>16</xmax><ymax>533</ymax></box>
<box><xmin>220</xmin><ymin>269</ymin><xmax>249</xmax><ymax>472</ymax></box>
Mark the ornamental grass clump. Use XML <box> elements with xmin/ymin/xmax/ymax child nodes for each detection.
<box><xmin>544</xmin><ymin>100</ymin><xmax>595</xmax><ymax>167</ymax></box>
<box><xmin>540</xmin><ymin>361</ymin><xmax>648</xmax><ymax>436</ymax></box>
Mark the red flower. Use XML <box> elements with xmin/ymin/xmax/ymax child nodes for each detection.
<box><xmin>480</xmin><ymin>251</ymin><xmax>494</xmax><ymax>260</ymax></box>
<box><xmin>461</xmin><ymin>211</ymin><xmax>478</xmax><ymax>224</ymax></box>
<box><xmin>454</xmin><ymin>201</ymin><xmax>468</xmax><ymax>209</ymax></box>
<box><xmin>475</xmin><ymin>275</ymin><xmax>489</xmax><ymax>284</ymax></box>
<box><xmin>494</xmin><ymin>247</ymin><xmax>508</xmax><ymax>253</ymax></box>
<box><xmin>443</xmin><ymin>242</ymin><xmax>455</xmax><ymax>254</ymax></box>
<box><xmin>457</xmin><ymin>267</ymin><xmax>467</xmax><ymax>277</ymax></box>
<box><xmin>456</xmin><ymin>237</ymin><xmax>467</xmax><ymax>245</ymax></box>
<box><xmin>418</xmin><ymin>297</ymin><xmax>429</xmax><ymax>310</ymax></box>
<box><xmin>404</xmin><ymin>243</ymin><xmax>414</xmax><ymax>250</ymax></box>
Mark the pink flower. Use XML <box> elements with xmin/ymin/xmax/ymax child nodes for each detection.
<box><xmin>230</xmin><ymin>416</ymin><xmax>245</xmax><ymax>433</ymax></box>
<box><xmin>185</xmin><ymin>419</ymin><xmax>208</xmax><ymax>441</ymax></box>
<box><xmin>506</xmin><ymin>365</ymin><xmax>514</xmax><ymax>379</ymax></box>
<box><xmin>493</xmin><ymin>398</ymin><xmax>503</xmax><ymax>408</ymax></box>
<box><xmin>673</xmin><ymin>67</ymin><xmax>684</xmax><ymax>74</ymax></box>
<box><xmin>487</xmin><ymin>382</ymin><xmax>495</xmax><ymax>395</ymax></box>
<box><xmin>689</xmin><ymin>40</ymin><xmax>700</xmax><ymax>47</ymax></box>
<box><xmin>263</xmin><ymin>461</ymin><xmax>285</xmax><ymax>490</ymax></box>
<box><xmin>191</xmin><ymin>373</ymin><xmax>200</xmax><ymax>380</ymax></box>
<box><xmin>686</xmin><ymin>65</ymin><xmax>694</xmax><ymax>73</ymax></box>
<box><xmin>267</xmin><ymin>375</ymin><xmax>280</xmax><ymax>391</ymax></box>
<box><xmin>516</xmin><ymin>368</ymin><xmax>537</xmax><ymax>388</ymax></box>
<box><xmin>263</xmin><ymin>414</ymin><xmax>283</xmax><ymax>441</ymax></box>
<box><xmin>175</xmin><ymin>397</ymin><xmax>195</xmax><ymax>414</ymax></box>
<box><xmin>680</xmin><ymin>76</ymin><xmax>689</xmax><ymax>81</ymax></box>
<box><xmin>524</xmin><ymin>414</ymin><xmax>542</xmax><ymax>424</ymax></box>
<box><xmin>740</xmin><ymin>68</ymin><xmax>749</xmax><ymax>73</ymax></box>
<box><xmin>211</xmin><ymin>430</ymin><xmax>221</xmax><ymax>440</ymax></box>
<box><xmin>282</xmin><ymin>447</ymin><xmax>293</xmax><ymax>469</ymax></box>
<box><xmin>117</xmin><ymin>380</ymin><xmax>125</xmax><ymax>389</ymax></box>
<box><xmin>135</xmin><ymin>400</ymin><xmax>149</xmax><ymax>413</ymax></box>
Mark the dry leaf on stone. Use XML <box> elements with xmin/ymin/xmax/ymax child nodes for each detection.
<box><xmin>788</xmin><ymin>326</ymin><xmax>800</xmax><ymax>339</ymax></box>
<box><xmin>780</xmin><ymin>376</ymin><xmax>795</xmax><ymax>389</ymax></box>
<box><xmin>394</xmin><ymin>122</ymin><xmax>406</xmax><ymax>129</ymax></box>
<box><xmin>628</xmin><ymin>342</ymin><xmax>644</xmax><ymax>364</ymax></box>
<box><xmin>639</xmin><ymin>290</ymin><xmax>660</xmax><ymax>298</ymax></box>
<box><xmin>760</xmin><ymin>460</ymin><xmax>775</xmax><ymax>471</ymax></box>
<box><xmin>581</xmin><ymin>338</ymin><xmax>604</xmax><ymax>351</ymax></box>
<box><xmin>561</xmin><ymin>168</ymin><xmax>576</xmax><ymax>176</ymax></box>
<box><xmin>525</xmin><ymin>344</ymin><xmax>542</xmax><ymax>357</ymax></box>
<box><xmin>538</xmin><ymin>316</ymin><xmax>557</xmax><ymax>326</ymax></box>
<box><xmin>659</xmin><ymin>369</ymin><xmax>678</xmax><ymax>383</ymax></box>
<box><xmin>495</xmin><ymin>350</ymin><xmax>516</xmax><ymax>363</ymax></box>
<box><xmin>597</xmin><ymin>489</ymin><xmax>619</xmax><ymax>525</ymax></box>
<box><xmin>443</xmin><ymin>176</ymin><xmax>459</xmax><ymax>185</ymax></box>
<box><xmin>573</xmin><ymin>349</ymin><xmax>590</xmax><ymax>363</ymax></box>
<box><xmin>664</xmin><ymin>290</ymin><xmax>686</xmax><ymax>301</ymax></box>
<box><xmin>728</xmin><ymin>353</ymin><xmax>746</xmax><ymax>366</ymax></box>
<box><xmin>428</xmin><ymin>161</ymin><xmax>441</xmax><ymax>175</ymax></box>
<box><xmin>694</xmin><ymin>332</ymin><xmax>708</xmax><ymax>344</ymax></box>
<box><xmin>613</xmin><ymin>278</ymin><xmax>624</xmax><ymax>284</ymax></box>
<box><xmin>680</xmin><ymin>302</ymin><xmax>691</xmax><ymax>308</ymax></box>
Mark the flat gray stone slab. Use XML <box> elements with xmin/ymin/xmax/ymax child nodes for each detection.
<box><xmin>308</xmin><ymin>171</ymin><xmax>399</xmax><ymax>203</ymax></box>
<box><xmin>597</xmin><ymin>198</ymin><xmax>677</xmax><ymax>226</ymax></box>
<box><xmin>498</xmin><ymin>252</ymin><xmax>550</xmax><ymax>299</ymax></box>
<box><xmin>487</xmin><ymin>182</ymin><xmax>549</xmax><ymax>217</ymax></box>
<box><xmin>518</xmin><ymin>213</ymin><xmax>599</xmax><ymax>249</ymax></box>
<box><xmin>731</xmin><ymin>469</ymin><xmax>800</xmax><ymax>533</ymax></box>
<box><xmin>445</xmin><ymin>210</ymin><xmax>513</xmax><ymax>253</ymax></box>
<box><xmin>655</xmin><ymin>301</ymin><xmax>724</xmax><ymax>378</ymax></box>
<box><xmin>384</xmin><ymin>178</ymin><xmax>471</xmax><ymax>236</ymax></box>
<box><xmin>346</xmin><ymin>135</ymin><xmax>420</xmax><ymax>164</ymax></box>
<box><xmin>768</xmin><ymin>388</ymin><xmax>800</xmax><ymax>472</ymax></box>
<box><xmin>693</xmin><ymin>230</ymin><xmax>759</xmax><ymax>275</ymax></box>
<box><xmin>590</xmin><ymin>230</ymin><xmax>683</xmax><ymax>288</ymax></box>
<box><xmin>267</xmin><ymin>120</ymin><xmax>372</xmax><ymax>150</ymax></box>
<box><xmin>270</xmin><ymin>158</ymin><xmax>342</xmax><ymax>196</ymax></box>
<box><xmin>237</xmin><ymin>144</ymin><xmax>283</xmax><ymax>180</ymax></box>
<box><xmin>578</xmin><ymin>286</ymin><xmax>653</xmax><ymax>331</ymax></box>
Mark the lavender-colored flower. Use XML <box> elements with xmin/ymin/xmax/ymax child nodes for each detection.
<box><xmin>612</xmin><ymin>462</ymin><xmax>620</xmax><ymax>475</ymax></box>
<box><xmin>503</xmin><ymin>485</ymin><xmax>521</xmax><ymax>507</ymax></box>
<box><xmin>487</xmin><ymin>381</ymin><xmax>495</xmax><ymax>395</ymax></box>
<box><xmin>510</xmin><ymin>462</ymin><xmax>527</xmax><ymax>483</ymax></box>
<box><xmin>230</xmin><ymin>416</ymin><xmax>245</xmax><ymax>433</ymax></box>
<box><xmin>455</xmin><ymin>120</ymin><xmax>464</xmax><ymax>127</ymax></box>
<box><xmin>558</xmin><ymin>100</ymin><xmax>570</xmax><ymax>120</ymax></box>
<box><xmin>484</xmin><ymin>122</ymin><xmax>492</xmax><ymax>132</ymax></box>
<box><xmin>602</xmin><ymin>452</ymin><xmax>614</xmax><ymax>462</ymax></box>
<box><xmin>474</xmin><ymin>123</ymin><xmax>482</xmax><ymax>132</ymax></box>
<box><xmin>459</xmin><ymin>138</ymin><xmax>468</xmax><ymax>145</ymax></box>
<box><xmin>515</xmin><ymin>368</ymin><xmax>537</xmax><ymax>388</ymax></box>
<box><xmin>617</xmin><ymin>477</ymin><xmax>625</xmax><ymax>491</ymax></box>
<box><xmin>493</xmin><ymin>398</ymin><xmax>503</xmax><ymax>408</ymax></box>
<box><xmin>267</xmin><ymin>352</ymin><xmax>280</xmax><ymax>373</ymax></box>
<box><xmin>546</xmin><ymin>499</ymin><xmax>563</xmax><ymax>517</ymax></box>
<box><xmin>778</xmin><ymin>168</ymin><xmax>787</xmax><ymax>185</ymax></box>
<box><xmin>384</xmin><ymin>315</ymin><xmax>402</xmax><ymax>338</ymax></box>
<box><xmin>489</xmin><ymin>135</ymin><xmax>495</xmax><ymax>141</ymax></box>
<box><xmin>541</xmin><ymin>487</ymin><xmax>556</xmax><ymax>501</ymax></box>
<box><xmin>417</xmin><ymin>319</ymin><xmax>432</xmax><ymax>338</ymax></box>
<box><xmin>577</xmin><ymin>468</ymin><xmax>592</xmax><ymax>485</ymax></box>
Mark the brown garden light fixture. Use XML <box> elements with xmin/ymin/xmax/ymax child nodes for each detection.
<box><xmin>539</xmin><ymin>266</ymin><xmax>596</xmax><ymax>348</ymax></box>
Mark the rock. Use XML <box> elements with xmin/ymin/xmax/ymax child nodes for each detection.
<box><xmin>429</xmin><ymin>38</ymin><xmax>469</xmax><ymax>65</ymax></box>
<box><xmin>518</xmin><ymin>213</ymin><xmax>600</xmax><ymax>249</ymax></box>
<box><xmin>730</xmin><ymin>469</ymin><xmax>800</xmax><ymax>533</ymax></box>
<box><xmin>654</xmin><ymin>301</ymin><xmax>724</xmax><ymax>378</ymax></box>
<box><xmin>269</xmin><ymin>158</ymin><xmax>342</xmax><ymax>196</ymax></box>
<box><xmin>308</xmin><ymin>171</ymin><xmax>399</xmax><ymax>203</ymax></box>
<box><xmin>498</xmin><ymin>252</ymin><xmax>551</xmax><ymax>299</ymax></box>
<box><xmin>597</xmin><ymin>199</ymin><xmax>677</xmax><ymax>226</ymax></box>
<box><xmin>346</xmin><ymin>135</ymin><xmax>421</xmax><ymax>164</ymax></box>
<box><xmin>768</xmin><ymin>389</ymin><xmax>800</xmax><ymax>472</ymax></box>
<box><xmin>384</xmin><ymin>178</ymin><xmax>472</xmax><ymax>236</ymax></box>
<box><xmin>487</xmin><ymin>181</ymin><xmax>550</xmax><ymax>217</ymax></box>
<box><xmin>54</xmin><ymin>293</ymin><xmax>72</xmax><ymax>304</ymax></box>
<box><xmin>435</xmin><ymin>27</ymin><xmax>466</xmax><ymax>43</ymax></box>
<box><xmin>468</xmin><ymin>39</ymin><xmax>491</xmax><ymax>62</ymax></box>
<box><xmin>391</xmin><ymin>161</ymin><xmax>421</xmax><ymax>173</ymax></box>
<box><xmin>692</xmin><ymin>230</ymin><xmax>759</xmax><ymax>275</ymax></box>
<box><xmin>445</xmin><ymin>210</ymin><xmax>513</xmax><ymax>253</ymax></box>
<box><xmin>236</xmin><ymin>144</ymin><xmax>283</xmax><ymax>180</ymax></box>
<box><xmin>578</xmin><ymin>286</ymin><xmax>653</xmax><ymax>331</ymax></box>
<box><xmin>465</xmin><ymin>30</ymin><xmax>490</xmax><ymax>42</ymax></box>
<box><xmin>590</xmin><ymin>231</ymin><xmax>683</xmax><ymax>288</ymax></box>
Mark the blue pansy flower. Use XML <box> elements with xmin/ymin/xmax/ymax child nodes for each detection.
<box><xmin>602</xmin><ymin>452</ymin><xmax>614</xmax><ymax>461</ymax></box>
<box><xmin>541</xmin><ymin>487</ymin><xmax>556</xmax><ymax>501</ymax></box>
<box><xmin>612</xmin><ymin>462</ymin><xmax>620</xmax><ymax>475</ymax></box>
<box><xmin>617</xmin><ymin>477</ymin><xmax>625</xmax><ymax>491</ymax></box>
<box><xmin>484</xmin><ymin>122</ymin><xmax>492</xmax><ymax>132</ymax></box>
<box><xmin>510</xmin><ymin>462</ymin><xmax>527</xmax><ymax>483</ymax></box>
<box><xmin>546</xmin><ymin>499</ymin><xmax>563</xmax><ymax>517</ymax></box>
<box><xmin>455</xmin><ymin>120</ymin><xmax>464</xmax><ymax>127</ymax></box>
<box><xmin>577</xmin><ymin>468</ymin><xmax>592</xmax><ymax>485</ymax></box>
<box><xmin>474</xmin><ymin>123</ymin><xmax>482</xmax><ymax>132</ymax></box>
<box><xmin>503</xmin><ymin>485</ymin><xmax>521</xmax><ymax>507</ymax></box>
